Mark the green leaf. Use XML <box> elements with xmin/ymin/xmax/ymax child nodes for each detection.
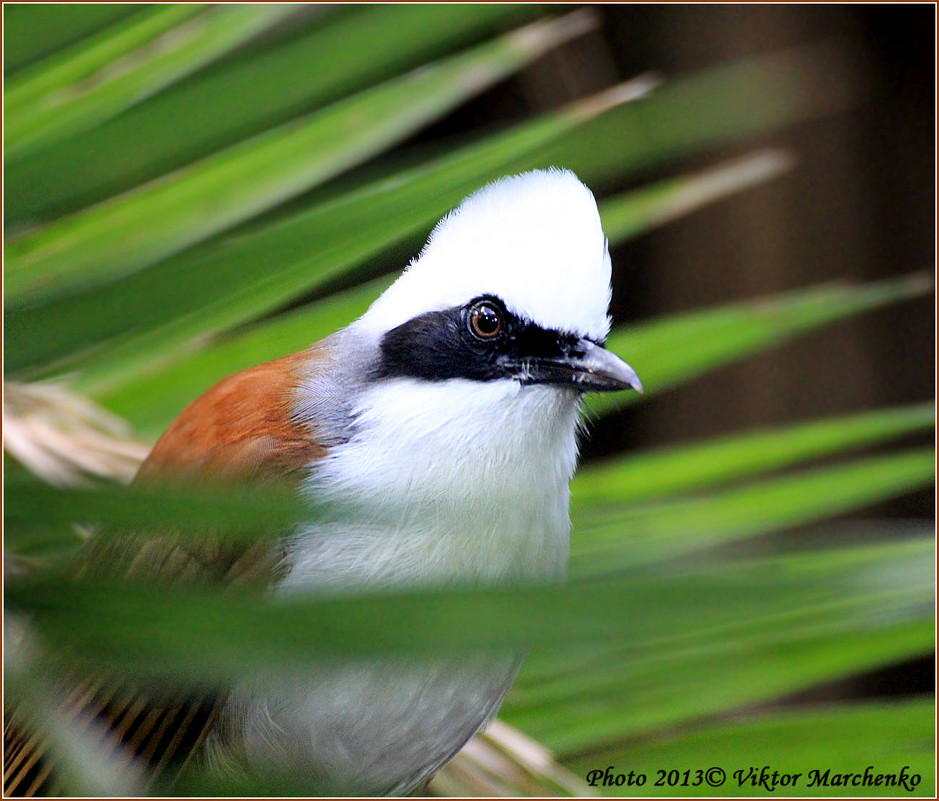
<box><xmin>574</xmin><ymin>403</ymin><xmax>935</xmax><ymax>507</ymax></box>
<box><xmin>6</xmin><ymin>6</ymin><xmax>291</xmax><ymax>158</ymax></box>
<box><xmin>506</xmin><ymin>541</ymin><xmax>933</xmax><ymax>753</ymax></box>
<box><xmin>510</xmin><ymin>619</ymin><xmax>933</xmax><ymax>757</ymax></box>
<box><xmin>565</xmin><ymin>701</ymin><xmax>934</xmax><ymax>796</ymax></box>
<box><xmin>6</xmin><ymin>52</ymin><xmax>859</xmax><ymax>385</ymax></box>
<box><xmin>2</xmin><ymin>4</ymin><xmax>146</xmax><ymax>76</ymax></box>
<box><xmin>7</xmin><ymin>537</ymin><xmax>931</xmax><ymax>683</ymax></box>
<box><xmin>5</xmin><ymin>5</ymin><xmax>541</xmax><ymax>222</ymax></box>
<box><xmin>587</xmin><ymin>274</ymin><xmax>934</xmax><ymax>417</ymax></box>
<box><xmin>4</xmin><ymin>479</ymin><xmax>309</xmax><ymax>551</ymax></box>
<box><xmin>4</xmin><ymin>14</ymin><xmax>583</xmax><ymax>303</ymax></box>
<box><xmin>6</xmin><ymin>6</ymin><xmax>201</xmax><ymax>108</ymax></box>
<box><xmin>6</xmin><ymin>44</ymin><xmax>860</xmax><ymax>381</ymax></box>
<box><xmin>571</xmin><ymin>449</ymin><xmax>935</xmax><ymax>572</ymax></box>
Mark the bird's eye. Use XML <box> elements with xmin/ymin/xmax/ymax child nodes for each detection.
<box><xmin>468</xmin><ymin>301</ymin><xmax>504</xmax><ymax>340</ymax></box>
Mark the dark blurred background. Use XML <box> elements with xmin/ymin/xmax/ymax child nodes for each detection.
<box><xmin>405</xmin><ymin>3</ymin><xmax>936</xmax><ymax>699</ymax></box>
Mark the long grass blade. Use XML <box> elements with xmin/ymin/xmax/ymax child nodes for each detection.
<box><xmin>6</xmin><ymin>6</ymin><xmax>292</xmax><ymax>158</ymax></box>
<box><xmin>574</xmin><ymin>403</ymin><xmax>935</xmax><ymax>507</ymax></box>
<box><xmin>564</xmin><ymin>701</ymin><xmax>934</xmax><ymax>797</ymax></box>
<box><xmin>5</xmin><ymin>5</ymin><xmax>542</xmax><ymax>223</ymax></box>
<box><xmin>5</xmin><ymin>5</ymin><xmax>201</xmax><ymax>111</ymax></box>
<box><xmin>507</xmin><ymin>538</ymin><xmax>933</xmax><ymax>751</ymax></box>
<box><xmin>3</xmin><ymin>4</ymin><xmax>145</xmax><ymax>75</ymax></box>
<box><xmin>571</xmin><ymin>449</ymin><xmax>935</xmax><ymax>572</ymax></box>
<box><xmin>4</xmin><ymin>13</ymin><xmax>589</xmax><ymax>303</ymax></box>
<box><xmin>4</xmin><ymin>479</ymin><xmax>309</xmax><ymax>556</ymax></box>
<box><xmin>6</xmin><ymin>537</ymin><xmax>931</xmax><ymax>682</ymax></box>
<box><xmin>511</xmin><ymin>618</ymin><xmax>933</xmax><ymax>757</ymax></box>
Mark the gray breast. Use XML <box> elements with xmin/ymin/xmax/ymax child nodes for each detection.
<box><xmin>207</xmin><ymin>653</ymin><xmax>522</xmax><ymax>795</ymax></box>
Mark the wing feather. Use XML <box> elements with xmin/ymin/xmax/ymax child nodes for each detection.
<box><xmin>5</xmin><ymin>348</ymin><xmax>331</xmax><ymax>795</ymax></box>
<box><xmin>136</xmin><ymin>349</ymin><xmax>327</xmax><ymax>484</ymax></box>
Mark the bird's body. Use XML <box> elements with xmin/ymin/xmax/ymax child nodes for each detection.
<box><xmin>5</xmin><ymin>169</ymin><xmax>641</xmax><ymax>796</ymax></box>
<box><xmin>203</xmin><ymin>354</ymin><xmax>580</xmax><ymax>794</ymax></box>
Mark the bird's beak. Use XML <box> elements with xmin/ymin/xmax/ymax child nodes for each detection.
<box><xmin>517</xmin><ymin>338</ymin><xmax>643</xmax><ymax>393</ymax></box>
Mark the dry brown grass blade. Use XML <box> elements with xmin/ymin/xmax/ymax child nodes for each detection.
<box><xmin>431</xmin><ymin>718</ymin><xmax>593</xmax><ymax>797</ymax></box>
<box><xmin>3</xmin><ymin>380</ymin><xmax>149</xmax><ymax>485</ymax></box>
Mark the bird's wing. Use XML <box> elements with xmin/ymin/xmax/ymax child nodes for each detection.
<box><xmin>136</xmin><ymin>348</ymin><xmax>327</xmax><ymax>485</ymax></box>
<box><xmin>4</xmin><ymin>348</ymin><xmax>330</xmax><ymax>796</ymax></box>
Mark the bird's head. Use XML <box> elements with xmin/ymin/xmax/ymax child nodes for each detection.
<box><xmin>354</xmin><ymin>169</ymin><xmax>642</xmax><ymax>395</ymax></box>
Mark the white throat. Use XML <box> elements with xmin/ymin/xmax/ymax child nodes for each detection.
<box><xmin>284</xmin><ymin>378</ymin><xmax>581</xmax><ymax>591</ymax></box>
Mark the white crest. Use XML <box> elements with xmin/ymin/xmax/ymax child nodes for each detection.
<box><xmin>356</xmin><ymin>169</ymin><xmax>612</xmax><ymax>341</ymax></box>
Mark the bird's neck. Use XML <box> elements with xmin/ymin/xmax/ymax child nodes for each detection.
<box><xmin>284</xmin><ymin>379</ymin><xmax>581</xmax><ymax>592</ymax></box>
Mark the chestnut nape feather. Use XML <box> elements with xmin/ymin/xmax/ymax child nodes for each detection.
<box><xmin>137</xmin><ymin>349</ymin><xmax>326</xmax><ymax>486</ymax></box>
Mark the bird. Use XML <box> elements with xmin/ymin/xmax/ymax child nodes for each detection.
<box><xmin>4</xmin><ymin>168</ymin><xmax>641</xmax><ymax>796</ymax></box>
